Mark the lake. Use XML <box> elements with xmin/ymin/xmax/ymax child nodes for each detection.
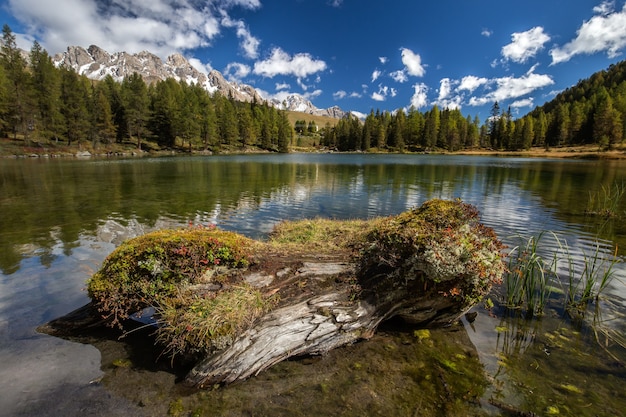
<box><xmin>1</xmin><ymin>153</ymin><xmax>625</xmax><ymax>416</ymax></box>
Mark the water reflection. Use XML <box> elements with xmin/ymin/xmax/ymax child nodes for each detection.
<box><xmin>1</xmin><ymin>153</ymin><xmax>626</xmax><ymax>416</ymax></box>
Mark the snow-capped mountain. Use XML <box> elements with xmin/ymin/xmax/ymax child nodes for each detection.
<box><xmin>52</xmin><ymin>45</ymin><xmax>346</xmax><ymax>118</ymax></box>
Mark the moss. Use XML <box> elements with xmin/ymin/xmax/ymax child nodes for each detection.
<box><xmin>357</xmin><ymin>199</ymin><xmax>505</xmax><ymax>303</ymax></box>
<box><xmin>156</xmin><ymin>284</ymin><xmax>278</xmax><ymax>358</ymax></box>
<box><xmin>87</xmin><ymin>227</ymin><xmax>256</xmax><ymax>327</ymax></box>
<box><xmin>86</xmin><ymin>199</ymin><xmax>504</xmax><ymax>363</ymax></box>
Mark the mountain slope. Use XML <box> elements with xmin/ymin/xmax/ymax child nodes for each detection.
<box><xmin>52</xmin><ymin>45</ymin><xmax>346</xmax><ymax>118</ymax></box>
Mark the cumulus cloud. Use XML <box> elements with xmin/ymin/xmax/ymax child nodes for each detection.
<box><xmin>458</xmin><ymin>75</ymin><xmax>488</xmax><ymax>93</ymax></box>
<box><xmin>371</xmin><ymin>69</ymin><xmax>382</xmax><ymax>82</ymax></box>
<box><xmin>371</xmin><ymin>84</ymin><xmax>396</xmax><ymax>101</ymax></box>
<box><xmin>224</xmin><ymin>62</ymin><xmax>251</xmax><ymax>82</ymax></box>
<box><xmin>501</xmin><ymin>26</ymin><xmax>550</xmax><ymax>63</ymax></box>
<box><xmin>275</xmin><ymin>82</ymin><xmax>290</xmax><ymax>90</ymax></box>
<box><xmin>409</xmin><ymin>83</ymin><xmax>429</xmax><ymax>109</ymax></box>
<box><xmin>437</xmin><ymin>78</ymin><xmax>452</xmax><ymax>100</ymax></box>
<box><xmin>333</xmin><ymin>90</ymin><xmax>347</xmax><ymax>99</ymax></box>
<box><xmin>379</xmin><ymin>56</ymin><xmax>388</xmax><ymax>64</ymax></box>
<box><xmin>6</xmin><ymin>0</ymin><xmax>264</xmax><ymax>60</ymax></box>
<box><xmin>390</xmin><ymin>70</ymin><xmax>408</xmax><ymax>83</ymax></box>
<box><xmin>253</xmin><ymin>47</ymin><xmax>327</xmax><ymax>78</ymax></box>
<box><xmin>551</xmin><ymin>2</ymin><xmax>626</xmax><ymax>64</ymax></box>
<box><xmin>510</xmin><ymin>98</ymin><xmax>534</xmax><ymax>108</ymax></box>
<box><xmin>220</xmin><ymin>12</ymin><xmax>260</xmax><ymax>59</ymax></box>
<box><xmin>188</xmin><ymin>57</ymin><xmax>213</xmax><ymax>74</ymax></box>
<box><xmin>468</xmin><ymin>66</ymin><xmax>554</xmax><ymax>106</ymax></box>
<box><xmin>482</xmin><ymin>28</ymin><xmax>493</xmax><ymax>37</ymax></box>
<box><xmin>594</xmin><ymin>0</ymin><xmax>615</xmax><ymax>15</ymax></box>
<box><xmin>400</xmin><ymin>47</ymin><xmax>426</xmax><ymax>77</ymax></box>
<box><xmin>432</xmin><ymin>78</ymin><xmax>462</xmax><ymax>110</ymax></box>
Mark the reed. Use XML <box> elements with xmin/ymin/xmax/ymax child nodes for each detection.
<box><xmin>503</xmin><ymin>231</ymin><xmax>558</xmax><ymax>316</ymax></box>
<box><xmin>503</xmin><ymin>231</ymin><xmax>620</xmax><ymax>317</ymax></box>
<box><xmin>563</xmin><ymin>240</ymin><xmax>619</xmax><ymax>313</ymax></box>
<box><xmin>585</xmin><ymin>181</ymin><xmax>626</xmax><ymax>217</ymax></box>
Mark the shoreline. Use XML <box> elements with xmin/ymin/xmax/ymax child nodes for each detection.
<box><xmin>2</xmin><ymin>136</ymin><xmax>626</xmax><ymax>160</ymax></box>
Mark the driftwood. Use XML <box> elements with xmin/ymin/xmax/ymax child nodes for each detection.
<box><xmin>40</xmin><ymin>199</ymin><xmax>505</xmax><ymax>388</ymax></box>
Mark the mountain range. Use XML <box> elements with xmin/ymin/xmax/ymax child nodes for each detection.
<box><xmin>52</xmin><ymin>45</ymin><xmax>346</xmax><ymax>119</ymax></box>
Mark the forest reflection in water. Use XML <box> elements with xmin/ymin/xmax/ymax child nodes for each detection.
<box><xmin>1</xmin><ymin>153</ymin><xmax>625</xmax><ymax>416</ymax></box>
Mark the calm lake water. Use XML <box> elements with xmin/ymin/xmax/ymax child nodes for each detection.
<box><xmin>1</xmin><ymin>153</ymin><xmax>625</xmax><ymax>416</ymax></box>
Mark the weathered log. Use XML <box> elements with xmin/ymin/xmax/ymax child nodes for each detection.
<box><xmin>40</xmin><ymin>199</ymin><xmax>505</xmax><ymax>388</ymax></box>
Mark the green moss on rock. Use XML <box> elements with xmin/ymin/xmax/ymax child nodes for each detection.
<box><xmin>87</xmin><ymin>228</ymin><xmax>256</xmax><ymax>327</ymax></box>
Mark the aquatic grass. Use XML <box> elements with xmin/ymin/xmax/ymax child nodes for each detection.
<box><xmin>503</xmin><ymin>231</ymin><xmax>621</xmax><ymax>318</ymax></box>
<box><xmin>564</xmin><ymin>240</ymin><xmax>620</xmax><ymax>314</ymax></box>
<box><xmin>503</xmin><ymin>231</ymin><xmax>559</xmax><ymax>316</ymax></box>
<box><xmin>585</xmin><ymin>181</ymin><xmax>626</xmax><ymax>218</ymax></box>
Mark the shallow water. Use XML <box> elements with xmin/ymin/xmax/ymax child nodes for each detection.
<box><xmin>1</xmin><ymin>153</ymin><xmax>625</xmax><ymax>416</ymax></box>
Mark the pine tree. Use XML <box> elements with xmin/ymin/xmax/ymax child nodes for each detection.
<box><xmin>1</xmin><ymin>25</ymin><xmax>33</xmax><ymax>142</ymax></box>
<box><xmin>121</xmin><ymin>72</ymin><xmax>150</xmax><ymax>150</ymax></box>
<box><xmin>59</xmin><ymin>68</ymin><xmax>90</xmax><ymax>147</ymax></box>
<box><xmin>30</xmin><ymin>41</ymin><xmax>64</xmax><ymax>143</ymax></box>
<box><xmin>593</xmin><ymin>90</ymin><xmax>622</xmax><ymax>150</ymax></box>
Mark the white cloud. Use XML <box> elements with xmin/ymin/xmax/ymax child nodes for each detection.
<box><xmin>437</xmin><ymin>78</ymin><xmax>452</xmax><ymax>100</ymax></box>
<box><xmin>482</xmin><ymin>28</ymin><xmax>493</xmax><ymax>37</ymax></box>
<box><xmin>333</xmin><ymin>90</ymin><xmax>347</xmax><ymax>99</ymax></box>
<box><xmin>379</xmin><ymin>56</ymin><xmax>388</xmax><ymax>64</ymax></box>
<box><xmin>432</xmin><ymin>78</ymin><xmax>462</xmax><ymax>110</ymax></box>
<box><xmin>6</xmin><ymin>0</ymin><xmax>256</xmax><ymax>59</ymax></box>
<box><xmin>253</xmin><ymin>47</ymin><xmax>327</xmax><ymax>78</ymax></box>
<box><xmin>400</xmin><ymin>47</ymin><xmax>426</xmax><ymax>77</ymax></box>
<box><xmin>220</xmin><ymin>12</ymin><xmax>260</xmax><ymax>59</ymax></box>
<box><xmin>468</xmin><ymin>66</ymin><xmax>554</xmax><ymax>106</ymax></box>
<box><xmin>371</xmin><ymin>84</ymin><xmax>388</xmax><ymax>101</ymax></box>
<box><xmin>594</xmin><ymin>0</ymin><xmax>615</xmax><ymax>15</ymax></box>
<box><xmin>409</xmin><ymin>83</ymin><xmax>429</xmax><ymax>109</ymax></box>
<box><xmin>304</xmin><ymin>89</ymin><xmax>322</xmax><ymax>100</ymax></box>
<box><xmin>390</xmin><ymin>70</ymin><xmax>408</xmax><ymax>83</ymax></box>
<box><xmin>501</xmin><ymin>26</ymin><xmax>550</xmax><ymax>63</ymax></box>
<box><xmin>458</xmin><ymin>75</ymin><xmax>488</xmax><ymax>93</ymax></box>
<box><xmin>510</xmin><ymin>98</ymin><xmax>534</xmax><ymax>108</ymax></box>
<box><xmin>275</xmin><ymin>82</ymin><xmax>290</xmax><ymax>90</ymax></box>
<box><xmin>224</xmin><ymin>62</ymin><xmax>251</xmax><ymax>82</ymax></box>
<box><xmin>551</xmin><ymin>3</ymin><xmax>626</xmax><ymax>64</ymax></box>
<box><xmin>188</xmin><ymin>57</ymin><xmax>213</xmax><ymax>74</ymax></box>
<box><xmin>371</xmin><ymin>69</ymin><xmax>382</xmax><ymax>82</ymax></box>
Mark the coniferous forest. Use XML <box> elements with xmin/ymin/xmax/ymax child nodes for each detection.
<box><xmin>1</xmin><ymin>23</ymin><xmax>626</xmax><ymax>154</ymax></box>
<box><xmin>0</xmin><ymin>25</ymin><xmax>292</xmax><ymax>153</ymax></box>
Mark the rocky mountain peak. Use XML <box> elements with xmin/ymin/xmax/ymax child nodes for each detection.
<box><xmin>52</xmin><ymin>45</ymin><xmax>346</xmax><ymax>118</ymax></box>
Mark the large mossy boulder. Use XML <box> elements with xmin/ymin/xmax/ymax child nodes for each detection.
<box><xmin>76</xmin><ymin>199</ymin><xmax>504</xmax><ymax>387</ymax></box>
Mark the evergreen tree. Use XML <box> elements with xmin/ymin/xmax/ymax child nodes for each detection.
<box><xmin>593</xmin><ymin>89</ymin><xmax>623</xmax><ymax>150</ymax></box>
<box><xmin>30</xmin><ymin>41</ymin><xmax>64</xmax><ymax>143</ymax></box>
<box><xmin>488</xmin><ymin>101</ymin><xmax>500</xmax><ymax>148</ymax></box>
<box><xmin>121</xmin><ymin>72</ymin><xmax>150</xmax><ymax>150</ymax></box>
<box><xmin>59</xmin><ymin>68</ymin><xmax>90</xmax><ymax>147</ymax></box>
<box><xmin>277</xmin><ymin>111</ymin><xmax>291</xmax><ymax>153</ymax></box>
<box><xmin>92</xmin><ymin>85</ymin><xmax>117</xmax><ymax>145</ymax></box>
<box><xmin>423</xmin><ymin>105</ymin><xmax>440</xmax><ymax>148</ymax></box>
<box><xmin>1</xmin><ymin>25</ymin><xmax>33</xmax><ymax>142</ymax></box>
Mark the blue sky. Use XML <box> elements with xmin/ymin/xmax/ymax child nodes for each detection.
<box><xmin>2</xmin><ymin>0</ymin><xmax>626</xmax><ymax>121</ymax></box>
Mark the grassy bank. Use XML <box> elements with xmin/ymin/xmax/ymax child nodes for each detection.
<box><xmin>2</xmin><ymin>134</ymin><xmax>626</xmax><ymax>159</ymax></box>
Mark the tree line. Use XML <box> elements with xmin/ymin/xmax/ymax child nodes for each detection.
<box><xmin>0</xmin><ymin>25</ymin><xmax>292</xmax><ymax>152</ymax></box>
<box><xmin>3</xmin><ymin>20</ymin><xmax>626</xmax><ymax>154</ymax></box>
<box><xmin>320</xmin><ymin>61</ymin><xmax>626</xmax><ymax>153</ymax></box>
<box><xmin>321</xmin><ymin>106</ymin><xmax>483</xmax><ymax>152</ymax></box>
